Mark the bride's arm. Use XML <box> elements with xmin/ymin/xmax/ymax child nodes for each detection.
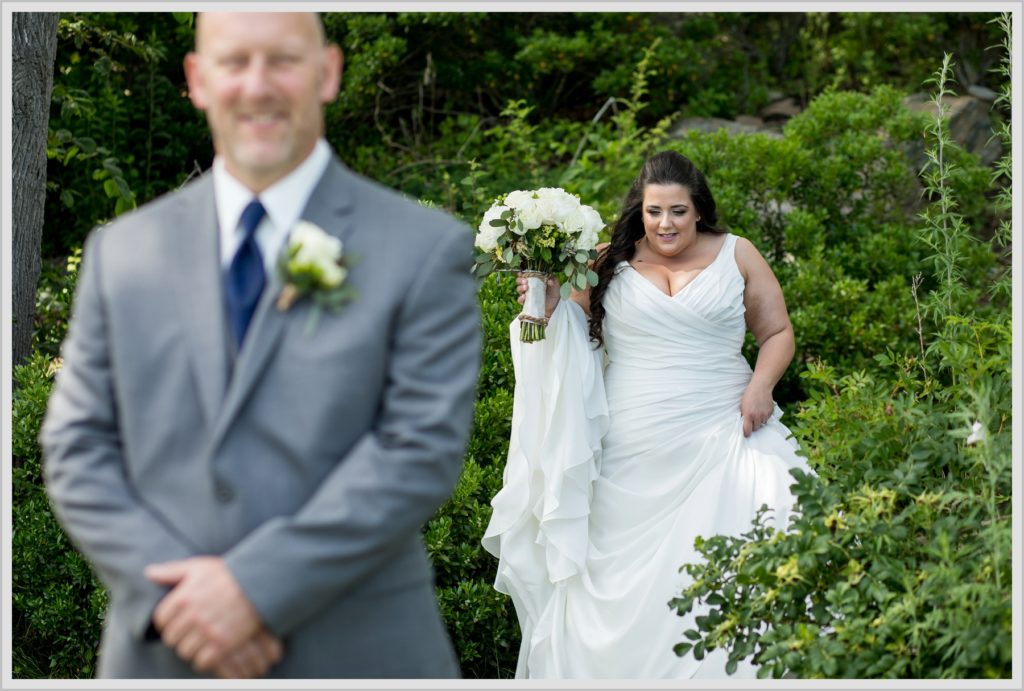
<box><xmin>735</xmin><ymin>237</ymin><xmax>795</xmax><ymax>438</ymax></box>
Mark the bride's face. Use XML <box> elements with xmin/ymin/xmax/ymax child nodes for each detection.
<box><xmin>641</xmin><ymin>183</ymin><xmax>700</xmax><ymax>257</ymax></box>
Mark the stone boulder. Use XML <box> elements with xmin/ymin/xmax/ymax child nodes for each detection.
<box><xmin>903</xmin><ymin>92</ymin><xmax>1003</xmax><ymax>167</ymax></box>
<box><xmin>668</xmin><ymin>115</ymin><xmax>783</xmax><ymax>140</ymax></box>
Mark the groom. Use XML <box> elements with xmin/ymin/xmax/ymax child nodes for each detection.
<box><xmin>40</xmin><ymin>12</ymin><xmax>479</xmax><ymax>678</ymax></box>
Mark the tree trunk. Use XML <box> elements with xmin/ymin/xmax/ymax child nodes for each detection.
<box><xmin>12</xmin><ymin>12</ymin><xmax>59</xmax><ymax>368</ymax></box>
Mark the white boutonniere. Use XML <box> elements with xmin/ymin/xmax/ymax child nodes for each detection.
<box><xmin>276</xmin><ymin>221</ymin><xmax>356</xmax><ymax>336</ymax></box>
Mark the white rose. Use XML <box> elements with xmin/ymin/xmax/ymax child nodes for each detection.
<box><xmin>503</xmin><ymin>190</ymin><xmax>535</xmax><ymax>210</ymax></box>
<box><xmin>290</xmin><ymin>221</ymin><xmax>344</xmax><ymax>283</ymax></box>
<box><xmin>560</xmin><ymin>206</ymin><xmax>586</xmax><ymax>235</ymax></box>
<box><xmin>321</xmin><ymin>263</ymin><xmax>347</xmax><ymax>288</ymax></box>
<box><xmin>504</xmin><ymin>190</ymin><xmax>543</xmax><ymax>233</ymax></box>
<box><xmin>536</xmin><ymin>187</ymin><xmax>578</xmax><ymax>225</ymax></box>
<box><xmin>476</xmin><ymin>204</ymin><xmax>509</xmax><ymax>251</ymax></box>
<box><xmin>576</xmin><ymin>205</ymin><xmax>604</xmax><ymax>250</ymax></box>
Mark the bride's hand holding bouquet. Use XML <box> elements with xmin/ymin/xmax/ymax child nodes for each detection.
<box><xmin>472</xmin><ymin>187</ymin><xmax>604</xmax><ymax>342</ymax></box>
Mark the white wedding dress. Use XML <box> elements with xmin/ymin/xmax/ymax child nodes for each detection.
<box><xmin>482</xmin><ymin>234</ymin><xmax>813</xmax><ymax>678</ymax></box>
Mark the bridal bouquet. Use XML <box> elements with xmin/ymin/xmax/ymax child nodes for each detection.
<box><xmin>472</xmin><ymin>187</ymin><xmax>604</xmax><ymax>342</ymax></box>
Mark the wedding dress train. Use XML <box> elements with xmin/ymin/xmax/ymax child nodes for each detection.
<box><xmin>482</xmin><ymin>234</ymin><xmax>813</xmax><ymax>678</ymax></box>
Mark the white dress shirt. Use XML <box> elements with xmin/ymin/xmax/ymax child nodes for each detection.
<box><xmin>213</xmin><ymin>138</ymin><xmax>332</xmax><ymax>271</ymax></box>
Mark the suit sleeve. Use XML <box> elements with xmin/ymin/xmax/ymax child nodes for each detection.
<box><xmin>223</xmin><ymin>221</ymin><xmax>482</xmax><ymax>636</ymax></box>
<box><xmin>40</xmin><ymin>230</ymin><xmax>198</xmax><ymax>641</ymax></box>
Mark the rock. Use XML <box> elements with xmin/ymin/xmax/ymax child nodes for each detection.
<box><xmin>968</xmin><ymin>84</ymin><xmax>998</xmax><ymax>102</ymax></box>
<box><xmin>735</xmin><ymin>114</ymin><xmax>765</xmax><ymax>128</ymax></box>
<box><xmin>759</xmin><ymin>96</ymin><xmax>803</xmax><ymax>121</ymax></box>
<box><xmin>668</xmin><ymin>116</ymin><xmax>782</xmax><ymax>140</ymax></box>
<box><xmin>903</xmin><ymin>93</ymin><xmax>1002</xmax><ymax>167</ymax></box>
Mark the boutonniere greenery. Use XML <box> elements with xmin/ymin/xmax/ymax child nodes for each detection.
<box><xmin>276</xmin><ymin>220</ymin><xmax>356</xmax><ymax>336</ymax></box>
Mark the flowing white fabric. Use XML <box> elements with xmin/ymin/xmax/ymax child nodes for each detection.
<box><xmin>482</xmin><ymin>234</ymin><xmax>814</xmax><ymax>678</ymax></box>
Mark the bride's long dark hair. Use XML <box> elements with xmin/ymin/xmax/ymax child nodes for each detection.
<box><xmin>588</xmin><ymin>150</ymin><xmax>725</xmax><ymax>346</ymax></box>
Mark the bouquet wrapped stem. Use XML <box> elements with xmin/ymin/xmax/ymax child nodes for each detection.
<box><xmin>519</xmin><ymin>270</ymin><xmax>550</xmax><ymax>343</ymax></box>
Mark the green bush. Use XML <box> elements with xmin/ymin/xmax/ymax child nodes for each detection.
<box><xmin>670</xmin><ymin>317</ymin><xmax>1011</xmax><ymax>677</ymax></box>
<box><xmin>12</xmin><ymin>353</ymin><xmax>107</xmax><ymax>678</ymax></box>
<box><xmin>426</xmin><ymin>274</ymin><xmax>521</xmax><ymax>678</ymax></box>
<box><xmin>669</xmin><ymin>37</ymin><xmax>1012</xmax><ymax>679</ymax></box>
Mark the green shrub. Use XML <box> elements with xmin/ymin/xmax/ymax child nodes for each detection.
<box><xmin>12</xmin><ymin>353</ymin><xmax>108</xmax><ymax>679</ymax></box>
<box><xmin>668</xmin><ymin>36</ymin><xmax>1012</xmax><ymax>679</ymax></box>
<box><xmin>427</xmin><ymin>274</ymin><xmax>520</xmax><ymax>678</ymax></box>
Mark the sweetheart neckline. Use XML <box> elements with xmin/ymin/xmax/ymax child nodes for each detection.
<box><xmin>621</xmin><ymin>234</ymin><xmax>733</xmax><ymax>299</ymax></box>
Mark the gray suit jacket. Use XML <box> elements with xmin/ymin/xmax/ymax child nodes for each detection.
<box><xmin>40</xmin><ymin>157</ymin><xmax>481</xmax><ymax>678</ymax></box>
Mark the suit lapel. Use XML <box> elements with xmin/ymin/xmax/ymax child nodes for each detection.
<box><xmin>168</xmin><ymin>175</ymin><xmax>230</xmax><ymax>429</ymax></box>
<box><xmin>208</xmin><ymin>158</ymin><xmax>356</xmax><ymax>453</ymax></box>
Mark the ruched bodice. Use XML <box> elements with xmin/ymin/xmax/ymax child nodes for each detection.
<box><xmin>483</xmin><ymin>233</ymin><xmax>812</xmax><ymax>679</ymax></box>
<box><xmin>605</xmin><ymin>234</ymin><xmax>747</xmax><ymax>366</ymax></box>
<box><xmin>603</xmin><ymin>235</ymin><xmax>756</xmax><ymax>437</ymax></box>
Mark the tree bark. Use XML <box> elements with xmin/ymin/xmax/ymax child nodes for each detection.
<box><xmin>12</xmin><ymin>12</ymin><xmax>59</xmax><ymax>368</ymax></box>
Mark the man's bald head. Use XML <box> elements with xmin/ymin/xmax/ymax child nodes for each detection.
<box><xmin>183</xmin><ymin>12</ymin><xmax>342</xmax><ymax>192</ymax></box>
<box><xmin>194</xmin><ymin>12</ymin><xmax>327</xmax><ymax>52</ymax></box>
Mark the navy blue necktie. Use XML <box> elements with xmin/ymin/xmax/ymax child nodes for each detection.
<box><xmin>225</xmin><ymin>200</ymin><xmax>267</xmax><ymax>349</ymax></box>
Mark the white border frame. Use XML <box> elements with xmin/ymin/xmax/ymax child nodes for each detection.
<box><xmin>2</xmin><ymin>2</ymin><xmax>1020</xmax><ymax>690</ymax></box>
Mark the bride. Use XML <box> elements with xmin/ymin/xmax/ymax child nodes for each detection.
<box><xmin>482</xmin><ymin>150</ymin><xmax>814</xmax><ymax>678</ymax></box>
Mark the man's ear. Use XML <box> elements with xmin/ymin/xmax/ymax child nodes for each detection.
<box><xmin>183</xmin><ymin>52</ymin><xmax>208</xmax><ymax>110</ymax></box>
<box><xmin>320</xmin><ymin>45</ymin><xmax>343</xmax><ymax>104</ymax></box>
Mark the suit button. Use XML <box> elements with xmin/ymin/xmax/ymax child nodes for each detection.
<box><xmin>214</xmin><ymin>480</ymin><xmax>235</xmax><ymax>503</ymax></box>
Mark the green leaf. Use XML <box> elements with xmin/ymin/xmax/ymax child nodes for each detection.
<box><xmin>725</xmin><ymin>657</ymin><xmax>738</xmax><ymax>675</ymax></box>
<box><xmin>489</xmin><ymin>219</ymin><xmax>505</xmax><ymax>228</ymax></box>
<box><xmin>673</xmin><ymin>642</ymin><xmax>693</xmax><ymax>657</ymax></box>
<box><xmin>102</xmin><ymin>158</ymin><xmax>122</xmax><ymax>177</ymax></box>
<box><xmin>76</xmin><ymin>137</ymin><xmax>97</xmax><ymax>154</ymax></box>
<box><xmin>103</xmin><ymin>179</ymin><xmax>119</xmax><ymax>198</ymax></box>
<box><xmin>63</xmin><ymin>145</ymin><xmax>79</xmax><ymax>165</ymax></box>
<box><xmin>60</xmin><ymin>189</ymin><xmax>74</xmax><ymax>209</ymax></box>
<box><xmin>693</xmin><ymin>641</ymin><xmax>706</xmax><ymax>661</ymax></box>
<box><xmin>586</xmin><ymin>270</ymin><xmax>599</xmax><ymax>287</ymax></box>
<box><xmin>559</xmin><ymin>283</ymin><xmax>572</xmax><ymax>300</ymax></box>
<box><xmin>671</xmin><ymin>595</ymin><xmax>695</xmax><ymax>613</ymax></box>
<box><xmin>114</xmin><ymin>196</ymin><xmax>134</xmax><ymax>216</ymax></box>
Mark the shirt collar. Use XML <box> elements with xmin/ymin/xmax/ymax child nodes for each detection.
<box><xmin>213</xmin><ymin>138</ymin><xmax>332</xmax><ymax>268</ymax></box>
